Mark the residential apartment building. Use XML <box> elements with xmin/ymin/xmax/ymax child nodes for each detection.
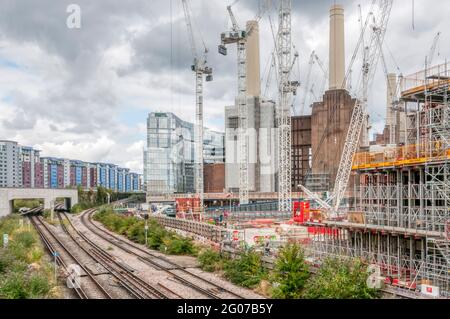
<box><xmin>0</xmin><ymin>140</ymin><xmax>142</xmax><ymax>192</ymax></box>
<box><xmin>143</xmin><ymin>112</ymin><xmax>225</xmax><ymax>195</ymax></box>
<box><xmin>0</xmin><ymin>140</ymin><xmax>21</xmax><ymax>188</ymax></box>
<box><xmin>19</xmin><ymin>146</ymin><xmax>43</xmax><ymax>188</ymax></box>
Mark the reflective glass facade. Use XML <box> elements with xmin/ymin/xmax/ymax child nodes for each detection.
<box><xmin>144</xmin><ymin>112</ymin><xmax>195</xmax><ymax>194</ymax></box>
<box><xmin>203</xmin><ymin>128</ymin><xmax>225</xmax><ymax>164</ymax></box>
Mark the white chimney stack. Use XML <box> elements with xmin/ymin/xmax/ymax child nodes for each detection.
<box><xmin>329</xmin><ymin>4</ymin><xmax>345</xmax><ymax>90</ymax></box>
<box><xmin>246</xmin><ymin>20</ymin><xmax>261</xmax><ymax>97</ymax></box>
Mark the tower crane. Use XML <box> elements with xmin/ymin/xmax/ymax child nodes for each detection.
<box><xmin>277</xmin><ymin>0</ymin><xmax>299</xmax><ymax>213</ymax></box>
<box><xmin>426</xmin><ymin>32</ymin><xmax>441</xmax><ymax>70</ymax></box>
<box><xmin>300</xmin><ymin>51</ymin><xmax>316</xmax><ymax>115</ymax></box>
<box><xmin>181</xmin><ymin>0</ymin><xmax>213</xmax><ymax>212</ymax></box>
<box><xmin>301</xmin><ymin>51</ymin><xmax>328</xmax><ymax>114</ymax></box>
<box><xmin>314</xmin><ymin>53</ymin><xmax>329</xmax><ymax>95</ymax></box>
<box><xmin>300</xmin><ymin>0</ymin><xmax>394</xmax><ymax>218</ymax></box>
<box><xmin>376</xmin><ymin>32</ymin><xmax>403</xmax><ymax>144</ymax></box>
<box><xmin>218</xmin><ymin>1</ymin><xmax>268</xmax><ymax>205</ymax></box>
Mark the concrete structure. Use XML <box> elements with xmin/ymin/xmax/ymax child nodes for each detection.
<box><xmin>204</xmin><ymin>163</ymin><xmax>225</xmax><ymax>193</ymax></box>
<box><xmin>0</xmin><ymin>140</ymin><xmax>21</xmax><ymax>188</ymax></box>
<box><xmin>291</xmin><ymin>116</ymin><xmax>312</xmax><ymax>192</ymax></box>
<box><xmin>225</xmin><ymin>98</ymin><xmax>277</xmax><ymax>193</ymax></box>
<box><xmin>224</xmin><ymin>19</ymin><xmax>276</xmax><ymax>195</ymax></box>
<box><xmin>246</xmin><ymin>20</ymin><xmax>261</xmax><ymax>97</ymax></box>
<box><xmin>329</xmin><ymin>4</ymin><xmax>345</xmax><ymax>90</ymax></box>
<box><xmin>0</xmin><ymin>187</ymin><xmax>78</xmax><ymax>217</ymax></box>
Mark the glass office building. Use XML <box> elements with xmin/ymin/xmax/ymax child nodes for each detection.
<box><xmin>144</xmin><ymin>112</ymin><xmax>195</xmax><ymax>194</ymax></box>
<box><xmin>144</xmin><ymin>112</ymin><xmax>225</xmax><ymax>195</ymax></box>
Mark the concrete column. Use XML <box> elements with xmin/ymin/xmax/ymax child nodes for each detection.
<box><xmin>246</xmin><ymin>20</ymin><xmax>261</xmax><ymax>97</ymax></box>
<box><xmin>329</xmin><ymin>4</ymin><xmax>345</xmax><ymax>90</ymax></box>
<box><xmin>9</xmin><ymin>200</ymin><xmax>13</xmax><ymax>215</ymax></box>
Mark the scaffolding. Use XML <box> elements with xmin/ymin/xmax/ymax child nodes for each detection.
<box><xmin>308</xmin><ymin>62</ymin><xmax>450</xmax><ymax>298</ymax></box>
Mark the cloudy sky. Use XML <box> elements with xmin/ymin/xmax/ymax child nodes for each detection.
<box><xmin>0</xmin><ymin>0</ymin><xmax>448</xmax><ymax>173</ymax></box>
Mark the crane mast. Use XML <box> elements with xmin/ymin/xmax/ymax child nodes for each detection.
<box><xmin>219</xmin><ymin>6</ymin><xmax>249</xmax><ymax>205</ymax></box>
<box><xmin>277</xmin><ymin>0</ymin><xmax>297</xmax><ymax>213</ymax></box>
<box><xmin>219</xmin><ymin>2</ymin><xmax>267</xmax><ymax>206</ymax></box>
<box><xmin>182</xmin><ymin>0</ymin><xmax>212</xmax><ymax>212</ymax></box>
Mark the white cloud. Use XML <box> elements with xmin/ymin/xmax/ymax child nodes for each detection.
<box><xmin>0</xmin><ymin>0</ymin><xmax>449</xmax><ymax>175</ymax></box>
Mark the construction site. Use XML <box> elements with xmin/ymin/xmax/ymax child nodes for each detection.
<box><xmin>144</xmin><ymin>0</ymin><xmax>450</xmax><ymax>299</ymax></box>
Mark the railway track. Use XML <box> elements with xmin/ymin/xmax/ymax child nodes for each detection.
<box><xmin>29</xmin><ymin>215</ymin><xmax>112</xmax><ymax>299</ymax></box>
<box><xmin>57</xmin><ymin>211</ymin><xmax>173</xmax><ymax>299</ymax></box>
<box><xmin>79</xmin><ymin>209</ymin><xmax>245</xmax><ymax>299</ymax></box>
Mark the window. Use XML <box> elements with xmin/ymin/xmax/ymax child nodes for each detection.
<box><xmin>229</xmin><ymin>117</ymin><xmax>238</xmax><ymax>129</ymax></box>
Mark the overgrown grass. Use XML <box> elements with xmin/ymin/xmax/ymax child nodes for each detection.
<box><xmin>93</xmin><ymin>207</ymin><xmax>196</xmax><ymax>256</ymax></box>
<box><xmin>0</xmin><ymin>215</ymin><xmax>57</xmax><ymax>299</ymax></box>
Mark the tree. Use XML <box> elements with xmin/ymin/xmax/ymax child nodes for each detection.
<box><xmin>271</xmin><ymin>242</ymin><xmax>310</xmax><ymax>299</ymax></box>
<box><xmin>96</xmin><ymin>186</ymin><xmax>108</xmax><ymax>205</ymax></box>
<box><xmin>302</xmin><ymin>257</ymin><xmax>380</xmax><ymax>299</ymax></box>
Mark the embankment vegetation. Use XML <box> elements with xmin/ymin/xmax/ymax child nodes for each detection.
<box><xmin>0</xmin><ymin>215</ymin><xmax>58</xmax><ymax>299</ymax></box>
<box><xmin>93</xmin><ymin>206</ymin><xmax>196</xmax><ymax>255</ymax></box>
<box><xmin>197</xmin><ymin>243</ymin><xmax>380</xmax><ymax>299</ymax></box>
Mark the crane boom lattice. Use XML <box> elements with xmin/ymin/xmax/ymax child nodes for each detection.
<box><xmin>277</xmin><ymin>0</ymin><xmax>294</xmax><ymax>213</ymax></box>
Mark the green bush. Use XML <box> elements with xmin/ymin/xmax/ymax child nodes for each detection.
<box><xmin>42</xmin><ymin>209</ymin><xmax>51</xmax><ymax>219</ymax></box>
<box><xmin>224</xmin><ymin>250</ymin><xmax>268</xmax><ymax>288</ymax></box>
<box><xmin>163</xmin><ymin>236</ymin><xmax>195</xmax><ymax>255</ymax></box>
<box><xmin>198</xmin><ymin>248</ymin><xmax>223</xmax><ymax>272</ymax></box>
<box><xmin>302</xmin><ymin>257</ymin><xmax>380</xmax><ymax>299</ymax></box>
<box><xmin>71</xmin><ymin>203</ymin><xmax>86</xmax><ymax>214</ymax></box>
<box><xmin>271</xmin><ymin>243</ymin><xmax>310</xmax><ymax>299</ymax></box>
